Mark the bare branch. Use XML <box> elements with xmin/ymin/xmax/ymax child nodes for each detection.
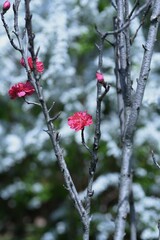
<box><xmin>102</xmin><ymin>0</ymin><xmax>152</xmax><ymax>39</ymax></box>
<box><xmin>114</xmin><ymin>1</ymin><xmax>160</xmax><ymax>239</ymax></box>
<box><xmin>48</xmin><ymin>111</ymin><xmax>62</xmax><ymax>123</ymax></box>
<box><xmin>128</xmin><ymin>0</ymin><xmax>139</xmax><ymax>19</ymax></box>
<box><xmin>13</xmin><ymin>0</ymin><xmax>21</xmax><ymax>35</ymax></box>
<box><xmin>1</xmin><ymin>12</ymin><xmax>21</xmax><ymax>52</ymax></box>
<box><xmin>110</xmin><ymin>0</ymin><xmax>117</xmax><ymax>11</ymax></box>
<box><xmin>130</xmin><ymin>3</ymin><xmax>151</xmax><ymax>44</ymax></box>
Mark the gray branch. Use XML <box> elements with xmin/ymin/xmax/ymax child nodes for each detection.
<box><xmin>24</xmin><ymin>0</ymin><xmax>89</xmax><ymax>229</ymax></box>
<box><xmin>114</xmin><ymin>0</ymin><xmax>160</xmax><ymax>239</ymax></box>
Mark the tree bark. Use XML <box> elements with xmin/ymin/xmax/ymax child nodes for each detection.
<box><xmin>114</xmin><ymin>1</ymin><xmax>160</xmax><ymax>239</ymax></box>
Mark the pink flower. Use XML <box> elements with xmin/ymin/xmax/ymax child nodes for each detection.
<box><xmin>20</xmin><ymin>57</ymin><xmax>44</xmax><ymax>73</ymax></box>
<box><xmin>96</xmin><ymin>72</ymin><xmax>104</xmax><ymax>83</ymax></box>
<box><xmin>68</xmin><ymin>111</ymin><xmax>93</xmax><ymax>131</ymax></box>
<box><xmin>3</xmin><ymin>1</ymin><xmax>10</xmax><ymax>13</ymax></box>
<box><xmin>8</xmin><ymin>81</ymin><xmax>35</xmax><ymax>99</ymax></box>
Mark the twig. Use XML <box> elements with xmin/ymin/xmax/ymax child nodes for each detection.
<box><xmin>48</xmin><ymin>101</ymin><xmax>55</xmax><ymax>113</ymax></box>
<box><xmin>128</xmin><ymin>0</ymin><xmax>139</xmax><ymax>19</ymax></box>
<box><xmin>82</xmin><ymin>26</ymin><xmax>111</xmax><ymax>240</ymax></box>
<box><xmin>98</xmin><ymin>0</ymin><xmax>152</xmax><ymax>39</ymax></box>
<box><xmin>81</xmin><ymin>128</ymin><xmax>93</xmax><ymax>157</ymax></box>
<box><xmin>23</xmin><ymin>97</ymin><xmax>41</xmax><ymax>107</ymax></box>
<box><xmin>1</xmin><ymin>12</ymin><xmax>21</xmax><ymax>52</ymax></box>
<box><xmin>35</xmin><ymin>46</ymin><xmax>40</xmax><ymax>58</ymax></box>
<box><xmin>13</xmin><ymin>0</ymin><xmax>22</xmax><ymax>49</ymax></box>
<box><xmin>48</xmin><ymin>111</ymin><xmax>62</xmax><ymax>123</ymax></box>
<box><xmin>98</xmin><ymin>85</ymin><xmax>110</xmax><ymax>101</ymax></box>
<box><xmin>130</xmin><ymin>3</ymin><xmax>151</xmax><ymax>44</ymax></box>
<box><xmin>114</xmin><ymin>16</ymin><xmax>125</xmax><ymax>136</ymax></box>
<box><xmin>151</xmin><ymin>150</ymin><xmax>160</xmax><ymax>169</ymax></box>
<box><xmin>110</xmin><ymin>0</ymin><xmax>117</xmax><ymax>11</ymax></box>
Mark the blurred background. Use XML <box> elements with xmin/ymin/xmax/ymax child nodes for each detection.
<box><xmin>0</xmin><ymin>0</ymin><xmax>160</xmax><ymax>239</ymax></box>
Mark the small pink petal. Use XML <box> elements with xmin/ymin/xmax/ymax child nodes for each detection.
<box><xmin>17</xmin><ymin>91</ymin><xmax>26</xmax><ymax>97</ymax></box>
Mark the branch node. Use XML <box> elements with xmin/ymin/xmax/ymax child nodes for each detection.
<box><xmin>88</xmin><ymin>190</ymin><xmax>94</xmax><ymax>197</ymax></box>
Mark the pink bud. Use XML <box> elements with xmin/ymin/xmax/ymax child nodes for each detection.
<box><xmin>3</xmin><ymin>1</ymin><xmax>10</xmax><ymax>13</ymax></box>
<box><xmin>20</xmin><ymin>58</ymin><xmax>25</xmax><ymax>67</ymax></box>
<box><xmin>96</xmin><ymin>72</ymin><xmax>104</xmax><ymax>83</ymax></box>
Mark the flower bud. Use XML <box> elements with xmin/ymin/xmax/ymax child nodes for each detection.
<box><xmin>2</xmin><ymin>1</ymin><xmax>11</xmax><ymax>13</ymax></box>
<box><xmin>96</xmin><ymin>72</ymin><xmax>104</xmax><ymax>83</ymax></box>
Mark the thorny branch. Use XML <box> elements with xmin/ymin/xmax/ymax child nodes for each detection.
<box><xmin>23</xmin><ymin>0</ymin><xmax>89</xmax><ymax>233</ymax></box>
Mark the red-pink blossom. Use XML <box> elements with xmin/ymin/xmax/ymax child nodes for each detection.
<box><xmin>3</xmin><ymin>1</ymin><xmax>10</xmax><ymax>13</ymax></box>
<box><xmin>20</xmin><ymin>57</ymin><xmax>44</xmax><ymax>73</ymax></box>
<box><xmin>68</xmin><ymin>111</ymin><xmax>93</xmax><ymax>131</ymax></box>
<box><xmin>8</xmin><ymin>81</ymin><xmax>35</xmax><ymax>99</ymax></box>
<box><xmin>96</xmin><ymin>72</ymin><xmax>104</xmax><ymax>83</ymax></box>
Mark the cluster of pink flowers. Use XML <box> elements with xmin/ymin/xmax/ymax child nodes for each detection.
<box><xmin>68</xmin><ymin>111</ymin><xmax>93</xmax><ymax>131</ymax></box>
<box><xmin>3</xmin><ymin>0</ymin><xmax>93</xmax><ymax>132</ymax></box>
<box><xmin>8</xmin><ymin>56</ymin><xmax>44</xmax><ymax>99</ymax></box>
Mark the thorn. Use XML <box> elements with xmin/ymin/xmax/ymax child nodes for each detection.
<box><xmin>48</xmin><ymin>101</ymin><xmax>55</xmax><ymax>113</ymax></box>
<box><xmin>35</xmin><ymin>46</ymin><xmax>40</xmax><ymax>58</ymax></box>
<box><xmin>151</xmin><ymin>150</ymin><xmax>160</xmax><ymax>169</ymax></box>
<box><xmin>95</xmin><ymin>43</ymin><xmax>100</xmax><ymax>50</ymax></box>
<box><xmin>43</xmin><ymin>129</ymin><xmax>52</xmax><ymax>136</ymax></box>
<box><xmin>88</xmin><ymin>190</ymin><xmax>94</xmax><ymax>197</ymax></box>
<box><xmin>48</xmin><ymin>111</ymin><xmax>62</xmax><ymax>123</ymax></box>
<box><xmin>142</xmin><ymin>44</ymin><xmax>148</xmax><ymax>51</ymax></box>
